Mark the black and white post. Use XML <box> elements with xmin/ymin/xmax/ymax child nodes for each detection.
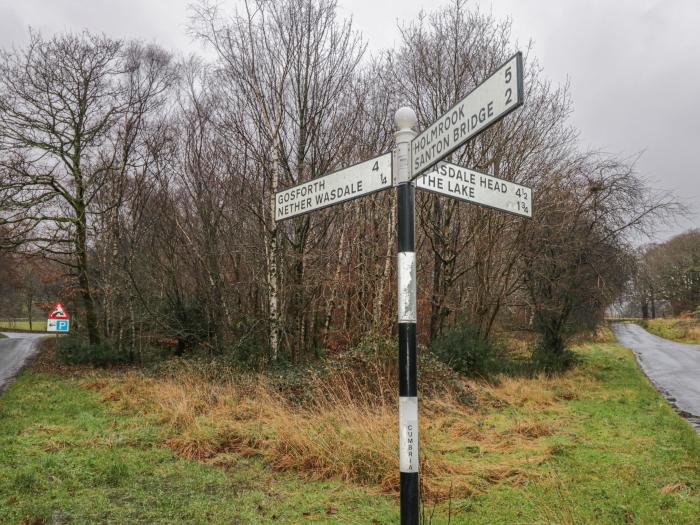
<box><xmin>394</xmin><ymin>107</ymin><xmax>419</xmax><ymax>524</ymax></box>
<box><xmin>273</xmin><ymin>53</ymin><xmax>526</xmax><ymax>522</ymax></box>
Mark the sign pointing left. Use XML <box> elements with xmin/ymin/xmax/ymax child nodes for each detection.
<box><xmin>275</xmin><ymin>153</ymin><xmax>392</xmax><ymax>221</ymax></box>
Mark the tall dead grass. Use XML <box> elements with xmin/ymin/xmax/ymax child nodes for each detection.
<box><xmin>81</xmin><ymin>357</ymin><xmax>591</xmax><ymax>501</ymax></box>
<box><xmin>679</xmin><ymin>322</ymin><xmax>700</xmax><ymax>342</ymax></box>
<box><xmin>642</xmin><ymin>318</ymin><xmax>700</xmax><ymax>344</ymax></box>
<box><xmin>688</xmin><ymin>326</ymin><xmax>700</xmax><ymax>341</ymax></box>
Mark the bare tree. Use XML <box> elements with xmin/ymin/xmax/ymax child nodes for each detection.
<box><xmin>391</xmin><ymin>0</ymin><xmax>576</xmax><ymax>340</ymax></box>
<box><xmin>0</xmin><ymin>2</ymin><xmax>685</xmax><ymax>371</ymax></box>
<box><xmin>521</xmin><ymin>153</ymin><xmax>676</xmax><ymax>365</ymax></box>
<box><xmin>191</xmin><ymin>0</ymin><xmax>366</xmax><ymax>360</ymax></box>
<box><xmin>0</xmin><ymin>31</ymin><xmax>177</xmax><ymax>344</ymax></box>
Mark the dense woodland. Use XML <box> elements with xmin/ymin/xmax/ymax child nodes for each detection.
<box><xmin>0</xmin><ymin>0</ymin><xmax>687</xmax><ymax>367</ymax></box>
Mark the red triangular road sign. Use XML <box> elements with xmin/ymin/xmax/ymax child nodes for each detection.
<box><xmin>48</xmin><ymin>302</ymin><xmax>69</xmax><ymax>319</ymax></box>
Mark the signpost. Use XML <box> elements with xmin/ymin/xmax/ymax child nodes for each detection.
<box><xmin>411</xmin><ymin>52</ymin><xmax>524</xmax><ymax>177</ymax></box>
<box><xmin>416</xmin><ymin>161</ymin><xmax>532</xmax><ymax>217</ymax></box>
<box><xmin>275</xmin><ymin>153</ymin><xmax>392</xmax><ymax>221</ymax></box>
<box><xmin>393</xmin><ymin>108</ymin><xmax>420</xmax><ymax>521</ymax></box>
<box><xmin>47</xmin><ymin>302</ymin><xmax>70</xmax><ymax>333</ymax></box>
<box><xmin>274</xmin><ymin>53</ymin><xmax>527</xmax><ymax>525</ymax></box>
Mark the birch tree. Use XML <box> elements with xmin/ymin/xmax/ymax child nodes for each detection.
<box><xmin>192</xmin><ymin>0</ymin><xmax>365</xmax><ymax>360</ymax></box>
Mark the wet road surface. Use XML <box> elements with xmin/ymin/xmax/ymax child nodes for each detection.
<box><xmin>612</xmin><ymin>322</ymin><xmax>700</xmax><ymax>434</ymax></box>
<box><xmin>0</xmin><ymin>332</ymin><xmax>46</xmax><ymax>392</ymax></box>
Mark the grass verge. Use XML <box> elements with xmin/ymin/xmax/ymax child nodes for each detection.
<box><xmin>0</xmin><ymin>371</ymin><xmax>398</xmax><ymax>523</ymax></box>
<box><xmin>0</xmin><ymin>319</ymin><xmax>48</xmax><ymax>333</ymax></box>
<box><xmin>1</xmin><ymin>341</ymin><xmax>699</xmax><ymax>523</ymax></box>
<box><xmin>638</xmin><ymin>318</ymin><xmax>700</xmax><ymax>344</ymax></box>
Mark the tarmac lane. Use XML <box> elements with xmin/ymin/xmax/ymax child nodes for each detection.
<box><xmin>0</xmin><ymin>332</ymin><xmax>46</xmax><ymax>393</ymax></box>
<box><xmin>612</xmin><ymin>322</ymin><xmax>700</xmax><ymax>434</ymax></box>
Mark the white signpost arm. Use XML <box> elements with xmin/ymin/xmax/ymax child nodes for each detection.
<box><xmin>275</xmin><ymin>153</ymin><xmax>392</xmax><ymax>221</ymax></box>
<box><xmin>411</xmin><ymin>52</ymin><xmax>524</xmax><ymax>178</ymax></box>
<box><xmin>416</xmin><ymin>161</ymin><xmax>533</xmax><ymax>217</ymax></box>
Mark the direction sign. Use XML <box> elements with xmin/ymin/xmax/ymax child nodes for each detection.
<box><xmin>275</xmin><ymin>153</ymin><xmax>392</xmax><ymax>221</ymax></box>
<box><xmin>47</xmin><ymin>319</ymin><xmax>70</xmax><ymax>332</ymax></box>
<box><xmin>411</xmin><ymin>52</ymin><xmax>524</xmax><ymax>177</ymax></box>
<box><xmin>48</xmin><ymin>302</ymin><xmax>69</xmax><ymax>319</ymax></box>
<box><xmin>416</xmin><ymin>162</ymin><xmax>532</xmax><ymax>217</ymax></box>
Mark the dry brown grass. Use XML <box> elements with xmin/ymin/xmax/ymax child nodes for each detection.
<box><xmin>684</xmin><ymin>325</ymin><xmax>700</xmax><ymax>342</ymax></box>
<box><xmin>571</xmin><ymin>324</ymin><xmax>616</xmax><ymax>345</ymax></box>
<box><xmin>477</xmin><ymin>369</ymin><xmax>594</xmax><ymax>408</ymax></box>
<box><xmin>642</xmin><ymin>318</ymin><xmax>700</xmax><ymax>344</ymax></box>
<box><xmin>79</xmin><ymin>360</ymin><xmax>590</xmax><ymax>501</ymax></box>
<box><xmin>660</xmin><ymin>482</ymin><xmax>686</xmax><ymax>495</ymax></box>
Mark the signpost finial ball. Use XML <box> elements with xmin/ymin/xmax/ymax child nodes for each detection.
<box><xmin>395</xmin><ymin>107</ymin><xmax>417</xmax><ymax>131</ymax></box>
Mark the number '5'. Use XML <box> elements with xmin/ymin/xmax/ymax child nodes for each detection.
<box><xmin>505</xmin><ymin>67</ymin><xmax>512</xmax><ymax>83</ymax></box>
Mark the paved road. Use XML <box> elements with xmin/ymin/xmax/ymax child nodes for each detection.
<box><xmin>0</xmin><ymin>332</ymin><xmax>45</xmax><ymax>392</ymax></box>
<box><xmin>612</xmin><ymin>322</ymin><xmax>700</xmax><ymax>433</ymax></box>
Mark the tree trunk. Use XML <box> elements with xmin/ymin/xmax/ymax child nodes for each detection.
<box><xmin>430</xmin><ymin>197</ymin><xmax>444</xmax><ymax>340</ymax></box>
<box><xmin>75</xmin><ymin>206</ymin><xmax>100</xmax><ymax>346</ymax></box>
<box><xmin>291</xmin><ymin>219</ymin><xmax>309</xmax><ymax>362</ymax></box>
<box><xmin>27</xmin><ymin>289</ymin><xmax>33</xmax><ymax>331</ymax></box>
<box><xmin>641</xmin><ymin>300</ymin><xmax>649</xmax><ymax>319</ymax></box>
<box><xmin>266</xmin><ymin>152</ymin><xmax>281</xmax><ymax>361</ymax></box>
<box><xmin>372</xmin><ymin>195</ymin><xmax>395</xmax><ymax>333</ymax></box>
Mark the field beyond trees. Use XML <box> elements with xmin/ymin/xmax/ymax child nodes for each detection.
<box><xmin>1</xmin><ymin>336</ymin><xmax>699</xmax><ymax>524</ymax></box>
<box><xmin>0</xmin><ymin>319</ymin><xmax>47</xmax><ymax>333</ymax></box>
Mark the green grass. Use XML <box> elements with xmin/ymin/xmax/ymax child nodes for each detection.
<box><xmin>456</xmin><ymin>343</ymin><xmax>700</xmax><ymax>524</ymax></box>
<box><xmin>638</xmin><ymin>318</ymin><xmax>700</xmax><ymax>344</ymax></box>
<box><xmin>0</xmin><ymin>373</ymin><xmax>397</xmax><ymax>524</ymax></box>
<box><xmin>1</xmin><ymin>343</ymin><xmax>699</xmax><ymax>524</ymax></box>
<box><xmin>0</xmin><ymin>319</ymin><xmax>48</xmax><ymax>332</ymax></box>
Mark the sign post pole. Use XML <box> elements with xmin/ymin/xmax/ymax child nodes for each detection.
<box><xmin>394</xmin><ymin>107</ymin><xmax>419</xmax><ymax>524</ymax></box>
<box><xmin>273</xmin><ymin>54</ymin><xmax>526</xmax><ymax>522</ymax></box>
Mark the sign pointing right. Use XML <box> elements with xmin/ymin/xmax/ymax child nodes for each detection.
<box><xmin>416</xmin><ymin>161</ymin><xmax>532</xmax><ymax>217</ymax></box>
<box><xmin>411</xmin><ymin>52</ymin><xmax>524</xmax><ymax>178</ymax></box>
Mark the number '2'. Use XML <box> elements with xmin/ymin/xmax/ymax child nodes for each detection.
<box><xmin>505</xmin><ymin>66</ymin><xmax>513</xmax><ymax>104</ymax></box>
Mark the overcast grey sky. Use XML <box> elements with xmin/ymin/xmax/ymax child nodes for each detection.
<box><xmin>0</xmin><ymin>0</ymin><xmax>697</xmax><ymax>241</ymax></box>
